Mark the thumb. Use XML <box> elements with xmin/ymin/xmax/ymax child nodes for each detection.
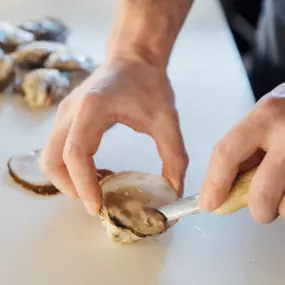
<box><xmin>151</xmin><ymin>110</ymin><xmax>189</xmax><ymax>196</ymax></box>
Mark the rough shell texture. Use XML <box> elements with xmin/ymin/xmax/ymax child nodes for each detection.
<box><xmin>11</xmin><ymin>41</ymin><xmax>67</xmax><ymax>68</ymax></box>
<box><xmin>19</xmin><ymin>17</ymin><xmax>69</xmax><ymax>43</ymax></box>
<box><xmin>20</xmin><ymin>68</ymin><xmax>70</xmax><ymax>107</ymax></box>
<box><xmin>0</xmin><ymin>22</ymin><xmax>35</xmax><ymax>53</ymax></box>
<box><xmin>98</xmin><ymin>171</ymin><xmax>178</xmax><ymax>244</ymax></box>
<box><xmin>44</xmin><ymin>51</ymin><xmax>96</xmax><ymax>73</ymax></box>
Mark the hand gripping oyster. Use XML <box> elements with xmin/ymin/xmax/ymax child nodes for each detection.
<box><xmin>20</xmin><ymin>68</ymin><xmax>70</xmax><ymax>108</ymax></box>
<box><xmin>44</xmin><ymin>51</ymin><xmax>96</xmax><ymax>73</ymax></box>
<box><xmin>7</xmin><ymin>149</ymin><xmax>114</xmax><ymax>195</ymax></box>
<box><xmin>99</xmin><ymin>172</ymin><xmax>178</xmax><ymax>244</ymax></box>
<box><xmin>0</xmin><ymin>22</ymin><xmax>35</xmax><ymax>53</ymax></box>
<box><xmin>11</xmin><ymin>41</ymin><xmax>67</xmax><ymax>68</ymax></box>
<box><xmin>18</xmin><ymin>16</ymin><xmax>69</xmax><ymax>43</ymax></box>
<box><xmin>0</xmin><ymin>49</ymin><xmax>15</xmax><ymax>92</ymax></box>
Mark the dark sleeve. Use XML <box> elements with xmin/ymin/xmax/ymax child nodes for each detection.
<box><xmin>249</xmin><ymin>0</ymin><xmax>285</xmax><ymax>99</ymax></box>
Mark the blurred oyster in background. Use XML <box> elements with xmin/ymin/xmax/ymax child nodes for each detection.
<box><xmin>18</xmin><ymin>16</ymin><xmax>69</xmax><ymax>43</ymax></box>
<box><xmin>0</xmin><ymin>22</ymin><xmax>35</xmax><ymax>53</ymax></box>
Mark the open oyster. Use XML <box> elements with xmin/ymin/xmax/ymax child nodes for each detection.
<box><xmin>18</xmin><ymin>16</ymin><xmax>69</xmax><ymax>43</ymax></box>
<box><xmin>19</xmin><ymin>68</ymin><xmax>70</xmax><ymax>107</ymax></box>
<box><xmin>7</xmin><ymin>149</ymin><xmax>114</xmax><ymax>195</ymax></box>
<box><xmin>0</xmin><ymin>49</ymin><xmax>15</xmax><ymax>92</ymax></box>
<box><xmin>99</xmin><ymin>172</ymin><xmax>178</xmax><ymax>244</ymax></box>
<box><xmin>11</xmin><ymin>41</ymin><xmax>67</xmax><ymax>68</ymax></box>
<box><xmin>44</xmin><ymin>51</ymin><xmax>96</xmax><ymax>73</ymax></box>
<box><xmin>0</xmin><ymin>22</ymin><xmax>35</xmax><ymax>53</ymax></box>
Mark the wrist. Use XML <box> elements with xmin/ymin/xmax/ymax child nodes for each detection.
<box><xmin>106</xmin><ymin>0</ymin><xmax>193</xmax><ymax>69</ymax></box>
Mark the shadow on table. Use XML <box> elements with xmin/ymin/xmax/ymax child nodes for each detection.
<box><xmin>0</xmin><ymin>188</ymin><xmax>172</xmax><ymax>285</ymax></box>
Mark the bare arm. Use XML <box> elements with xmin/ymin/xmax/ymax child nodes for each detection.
<box><xmin>107</xmin><ymin>0</ymin><xmax>194</xmax><ymax>68</ymax></box>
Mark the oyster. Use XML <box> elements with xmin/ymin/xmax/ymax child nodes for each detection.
<box><xmin>44</xmin><ymin>51</ymin><xmax>96</xmax><ymax>73</ymax></box>
<box><xmin>0</xmin><ymin>49</ymin><xmax>15</xmax><ymax>92</ymax></box>
<box><xmin>99</xmin><ymin>172</ymin><xmax>178</xmax><ymax>244</ymax></box>
<box><xmin>20</xmin><ymin>68</ymin><xmax>70</xmax><ymax>108</ymax></box>
<box><xmin>7</xmin><ymin>149</ymin><xmax>114</xmax><ymax>195</ymax></box>
<box><xmin>11</xmin><ymin>41</ymin><xmax>67</xmax><ymax>68</ymax></box>
<box><xmin>7</xmin><ymin>150</ymin><xmax>59</xmax><ymax>195</ymax></box>
<box><xmin>18</xmin><ymin>16</ymin><xmax>69</xmax><ymax>43</ymax></box>
<box><xmin>0</xmin><ymin>22</ymin><xmax>35</xmax><ymax>53</ymax></box>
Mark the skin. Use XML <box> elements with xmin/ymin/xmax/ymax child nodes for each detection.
<box><xmin>41</xmin><ymin>0</ymin><xmax>285</xmax><ymax>224</ymax></box>
<box><xmin>41</xmin><ymin>0</ymin><xmax>192</xmax><ymax>215</ymax></box>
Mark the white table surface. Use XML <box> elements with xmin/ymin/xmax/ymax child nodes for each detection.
<box><xmin>0</xmin><ymin>0</ymin><xmax>284</xmax><ymax>284</ymax></box>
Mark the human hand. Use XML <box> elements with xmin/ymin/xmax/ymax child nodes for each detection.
<box><xmin>40</xmin><ymin>58</ymin><xmax>188</xmax><ymax>215</ymax></box>
<box><xmin>200</xmin><ymin>83</ymin><xmax>285</xmax><ymax>223</ymax></box>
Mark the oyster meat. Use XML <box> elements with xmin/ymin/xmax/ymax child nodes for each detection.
<box><xmin>11</xmin><ymin>41</ymin><xmax>67</xmax><ymax>68</ymax></box>
<box><xmin>0</xmin><ymin>22</ymin><xmax>35</xmax><ymax>53</ymax></box>
<box><xmin>99</xmin><ymin>172</ymin><xmax>178</xmax><ymax>244</ymax></box>
<box><xmin>19</xmin><ymin>16</ymin><xmax>69</xmax><ymax>43</ymax></box>
<box><xmin>0</xmin><ymin>49</ymin><xmax>15</xmax><ymax>92</ymax></box>
<box><xmin>44</xmin><ymin>51</ymin><xmax>96</xmax><ymax>73</ymax></box>
<box><xmin>20</xmin><ymin>68</ymin><xmax>70</xmax><ymax>107</ymax></box>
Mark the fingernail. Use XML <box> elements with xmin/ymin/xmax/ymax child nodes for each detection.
<box><xmin>200</xmin><ymin>192</ymin><xmax>213</xmax><ymax>211</ymax></box>
<box><xmin>83</xmin><ymin>201</ymin><xmax>99</xmax><ymax>216</ymax></box>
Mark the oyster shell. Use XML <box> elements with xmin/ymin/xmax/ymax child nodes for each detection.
<box><xmin>20</xmin><ymin>68</ymin><xmax>70</xmax><ymax>107</ymax></box>
<box><xmin>44</xmin><ymin>51</ymin><xmax>96</xmax><ymax>73</ymax></box>
<box><xmin>99</xmin><ymin>172</ymin><xmax>178</xmax><ymax>244</ymax></box>
<box><xmin>0</xmin><ymin>22</ymin><xmax>35</xmax><ymax>53</ymax></box>
<box><xmin>0</xmin><ymin>49</ymin><xmax>15</xmax><ymax>92</ymax></box>
<box><xmin>18</xmin><ymin>16</ymin><xmax>69</xmax><ymax>43</ymax></box>
<box><xmin>11</xmin><ymin>41</ymin><xmax>67</xmax><ymax>68</ymax></box>
<box><xmin>7</xmin><ymin>149</ymin><xmax>114</xmax><ymax>195</ymax></box>
<box><xmin>7</xmin><ymin>150</ymin><xmax>59</xmax><ymax>195</ymax></box>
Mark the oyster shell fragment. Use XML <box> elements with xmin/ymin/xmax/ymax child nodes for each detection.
<box><xmin>7</xmin><ymin>151</ymin><xmax>59</xmax><ymax>195</ymax></box>
<box><xmin>99</xmin><ymin>172</ymin><xmax>178</xmax><ymax>244</ymax></box>
<box><xmin>7</xmin><ymin>150</ymin><xmax>114</xmax><ymax>196</ymax></box>
<box><xmin>19</xmin><ymin>16</ymin><xmax>69</xmax><ymax>43</ymax></box>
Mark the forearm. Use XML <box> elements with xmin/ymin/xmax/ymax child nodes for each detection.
<box><xmin>107</xmin><ymin>0</ymin><xmax>194</xmax><ymax>68</ymax></box>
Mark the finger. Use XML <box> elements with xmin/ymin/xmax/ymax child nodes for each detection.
<box><xmin>40</xmin><ymin>104</ymin><xmax>78</xmax><ymax>199</ymax></box>
<box><xmin>63</xmin><ymin>99</ymin><xmax>107</xmax><ymax>215</ymax></box>
<box><xmin>151</xmin><ymin>110</ymin><xmax>189</xmax><ymax>197</ymax></box>
<box><xmin>200</xmin><ymin>117</ymin><xmax>262</xmax><ymax>211</ymax></box>
<box><xmin>248</xmin><ymin>149</ymin><xmax>285</xmax><ymax>224</ymax></box>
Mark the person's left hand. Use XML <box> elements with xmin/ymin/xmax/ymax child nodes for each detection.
<box><xmin>200</xmin><ymin>83</ymin><xmax>285</xmax><ymax>223</ymax></box>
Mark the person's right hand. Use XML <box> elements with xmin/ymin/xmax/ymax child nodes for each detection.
<box><xmin>200</xmin><ymin>83</ymin><xmax>285</xmax><ymax>224</ymax></box>
<box><xmin>40</xmin><ymin>57</ymin><xmax>188</xmax><ymax>215</ymax></box>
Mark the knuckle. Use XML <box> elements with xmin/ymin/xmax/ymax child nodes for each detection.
<box><xmin>259</xmin><ymin>96</ymin><xmax>285</xmax><ymax>123</ymax></box>
<box><xmin>212</xmin><ymin>140</ymin><xmax>231</xmax><ymax>162</ymax></box>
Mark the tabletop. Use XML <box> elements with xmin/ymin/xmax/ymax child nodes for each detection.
<box><xmin>0</xmin><ymin>0</ymin><xmax>284</xmax><ymax>285</ymax></box>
